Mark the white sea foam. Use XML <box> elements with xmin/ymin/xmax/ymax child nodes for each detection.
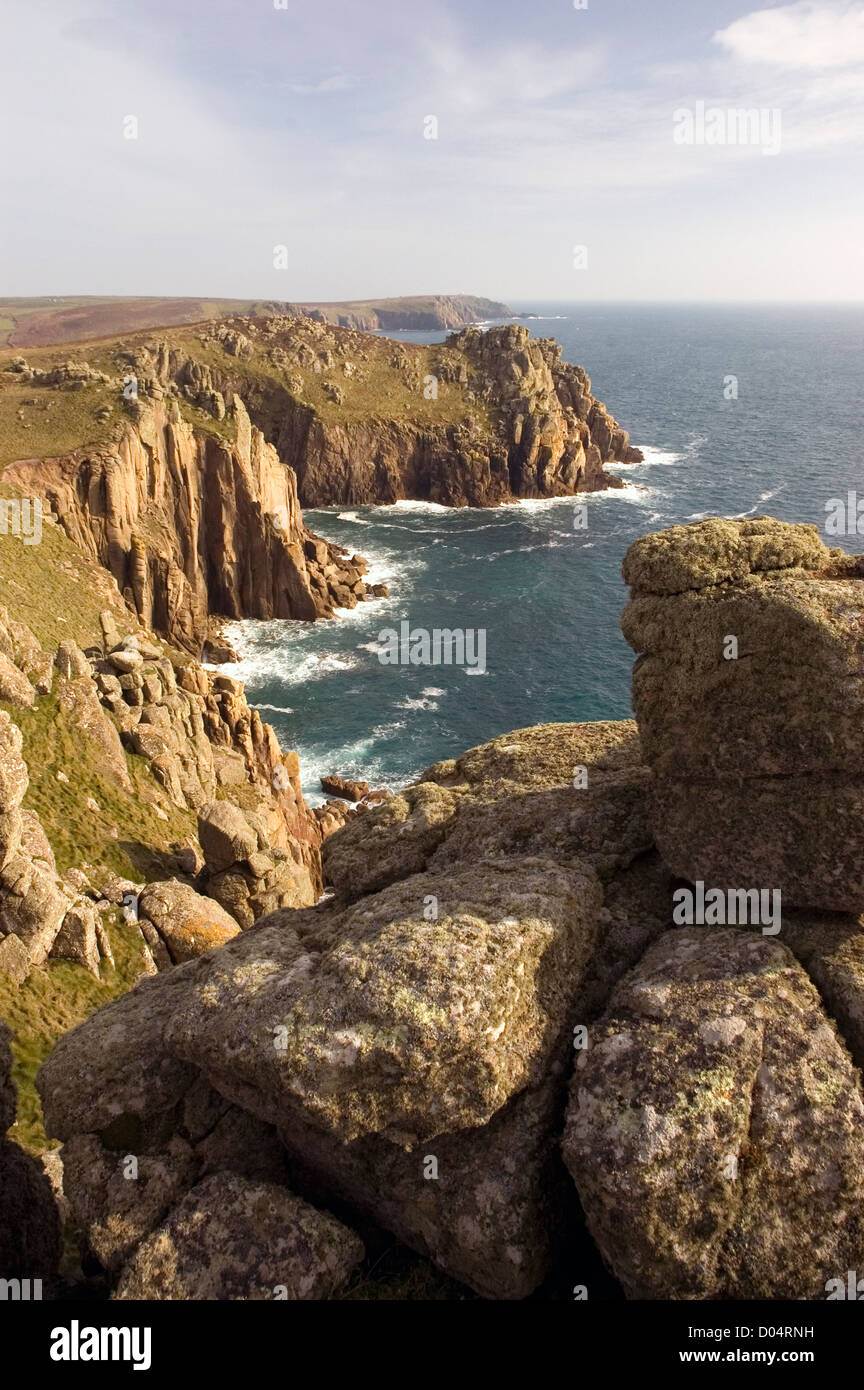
<box><xmin>251</xmin><ymin>702</ymin><xmax>294</xmax><ymax>715</ymax></box>
<box><xmin>214</xmin><ymin>640</ymin><xmax>358</xmax><ymax>690</ymax></box>
<box><xmin>367</xmin><ymin>499</ymin><xmax>449</xmax><ymax>514</ymax></box>
<box><xmin>618</xmin><ymin>445</ymin><xmax>685</xmax><ymax>468</ymax></box>
<box><xmin>734</xmin><ymin>485</ymin><xmax>785</xmax><ymax>519</ymax></box>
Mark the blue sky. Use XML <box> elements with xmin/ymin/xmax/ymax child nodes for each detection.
<box><xmin>2</xmin><ymin>0</ymin><xmax>863</xmax><ymax>301</ymax></box>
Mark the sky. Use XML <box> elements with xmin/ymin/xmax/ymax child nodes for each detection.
<box><xmin>1</xmin><ymin>0</ymin><xmax>863</xmax><ymax>302</ymax></box>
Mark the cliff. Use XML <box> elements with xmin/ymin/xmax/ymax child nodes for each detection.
<box><xmin>4</xmin><ymin>393</ymin><xmax>371</xmax><ymax>656</ymax></box>
<box><xmin>4</xmin><ymin>514</ymin><xmax>859</xmax><ymax>1303</ymax></box>
<box><xmin>1</xmin><ymin>314</ymin><xmax>641</xmax><ymax>529</ymax></box>
<box><xmin>283</xmin><ymin>294</ymin><xmax>513</xmax><ymax>332</ymax></box>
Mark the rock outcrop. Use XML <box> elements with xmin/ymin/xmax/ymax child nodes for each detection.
<box><xmin>622</xmin><ymin>517</ymin><xmax>864</xmax><ymax>911</ymax></box>
<box><xmin>261</xmin><ymin>323</ymin><xmax>641</xmax><ymax>508</ymax></box>
<box><xmin>113</xmin><ymin>1173</ymin><xmax>364</xmax><ymax>1301</ymax></box>
<box><xmin>564</xmin><ymin>928</ymin><xmax>864</xmax><ymax>1299</ymax></box>
<box><xmin>0</xmin><ymin>608</ymin><xmax>322</xmax><ymax>981</ymax></box>
<box><xmin>17</xmin><ymin>511</ymin><xmax>864</xmax><ymax>1303</ymax></box>
<box><xmin>37</xmin><ymin>719</ymin><xmax>669</xmax><ymax>1298</ymax></box>
<box><xmin>5</xmin><ymin>395</ymin><xmax>370</xmax><ymax>655</ymax></box>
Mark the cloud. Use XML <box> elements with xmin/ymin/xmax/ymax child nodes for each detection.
<box><xmin>714</xmin><ymin>1</ymin><xmax>864</xmax><ymax>70</ymax></box>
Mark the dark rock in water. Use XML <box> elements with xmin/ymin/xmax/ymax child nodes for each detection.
<box><xmin>320</xmin><ymin>774</ymin><xmax>369</xmax><ymax>802</ymax></box>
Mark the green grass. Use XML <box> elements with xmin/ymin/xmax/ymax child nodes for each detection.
<box><xmin>5</xmin><ymin>694</ymin><xmax>196</xmax><ymax>879</ymax></box>
<box><xmin>0</xmin><ymin>480</ymin><xmax>129</xmax><ymax>650</ymax></box>
<box><xmin>0</xmin><ymin>911</ymin><xmax>154</xmax><ymax>1153</ymax></box>
<box><xmin>0</xmin><ymin>315</ymin><xmax>495</xmax><ymax>473</ymax></box>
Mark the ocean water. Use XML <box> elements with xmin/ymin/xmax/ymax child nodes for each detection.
<box><xmin>217</xmin><ymin>303</ymin><xmax>864</xmax><ymax>804</ymax></box>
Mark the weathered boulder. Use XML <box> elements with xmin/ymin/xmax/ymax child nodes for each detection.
<box><xmin>781</xmin><ymin>912</ymin><xmax>864</xmax><ymax>1072</ymax></box>
<box><xmin>38</xmin><ymin>965</ymin><xmax>201</xmax><ymax>1142</ymax></box>
<box><xmin>623</xmin><ymin>517</ymin><xmax>864</xmax><ymax>911</ymax></box>
<box><xmin>0</xmin><ymin>855</ymin><xmax>72</xmax><ymax>964</ymax></box>
<box><xmin>276</xmin><ymin>1066</ymin><xmax>573</xmax><ymax>1300</ymax></box>
<box><xmin>564</xmin><ymin>928</ymin><xmax>864</xmax><ymax>1299</ymax></box>
<box><xmin>0</xmin><ymin>931</ymin><xmax>30</xmax><ymax>983</ymax></box>
<box><xmin>164</xmin><ymin>857</ymin><xmax>603</xmax><ymax>1146</ymax></box>
<box><xmin>50</xmin><ymin>900</ymin><xmax>101</xmax><ymax>976</ymax></box>
<box><xmin>323</xmin><ymin>721</ymin><xmax>650</xmax><ymax>902</ymax></box>
<box><xmin>198</xmin><ymin>801</ymin><xmax>258</xmax><ymax>873</ymax></box>
<box><xmin>137</xmin><ymin>880</ymin><xmax>240</xmax><ymax>964</ymax></box>
<box><xmin>0</xmin><ymin>711</ymin><xmax>28</xmax><ymax>871</ymax></box>
<box><xmin>0</xmin><ymin>652</ymin><xmax>35</xmax><ymax>707</ymax></box>
<box><xmin>56</xmin><ymin>671</ymin><xmax>132</xmax><ymax>791</ymax></box>
<box><xmin>61</xmin><ymin>1132</ymin><xmax>197</xmax><ymax>1274</ymax></box>
<box><xmin>113</xmin><ymin>1173</ymin><xmax>364</xmax><ymax>1301</ymax></box>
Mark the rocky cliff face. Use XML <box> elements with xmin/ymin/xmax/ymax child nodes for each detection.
<box><xmin>250</xmin><ymin>322</ymin><xmax>642</xmax><ymax>507</ymax></box>
<box><xmin>285</xmin><ymin>294</ymin><xmax>513</xmax><ymax>332</ymax></box>
<box><xmin>95</xmin><ymin>316</ymin><xmax>641</xmax><ymax>510</ymax></box>
<box><xmin>0</xmin><ymin>603</ymin><xmax>322</xmax><ymax>992</ymax></box>
<box><xmin>2</xmin><ymin>316</ymin><xmax>639</xmax><ymax>655</ymax></box>
<box><xmin>21</xmin><ymin>514</ymin><xmax>864</xmax><ymax>1303</ymax></box>
<box><xmin>5</xmin><ymin>394</ymin><xmax>371</xmax><ymax>656</ymax></box>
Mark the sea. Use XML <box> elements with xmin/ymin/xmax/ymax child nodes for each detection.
<box><xmin>215</xmin><ymin>302</ymin><xmax>864</xmax><ymax>804</ymax></box>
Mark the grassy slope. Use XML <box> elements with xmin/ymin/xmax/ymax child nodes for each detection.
<box><xmin>0</xmin><ymin>316</ymin><xmax>492</xmax><ymax>467</ymax></box>
<box><xmin>0</xmin><ymin>495</ymin><xmax>196</xmax><ymax>1152</ymax></box>
<box><xmin>0</xmin><ymin>912</ymin><xmax>155</xmax><ymax>1153</ymax></box>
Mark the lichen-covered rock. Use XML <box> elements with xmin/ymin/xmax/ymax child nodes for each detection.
<box><xmin>197</xmin><ymin>801</ymin><xmax>259</xmax><ymax>874</ymax></box>
<box><xmin>563</xmin><ymin>928</ymin><xmax>864</xmax><ymax>1299</ymax></box>
<box><xmin>622</xmin><ymin>517</ymin><xmax>864</xmax><ymax>910</ymax></box>
<box><xmin>164</xmin><ymin>857</ymin><xmax>603</xmax><ymax>1146</ymax></box>
<box><xmin>37</xmin><ymin>965</ymin><xmax>201</xmax><ymax>1141</ymax></box>
<box><xmin>51</xmin><ymin>900</ymin><xmax>101</xmax><ymax>976</ymax></box>
<box><xmin>137</xmin><ymin>880</ymin><xmax>240</xmax><ymax>963</ymax></box>
<box><xmin>0</xmin><ymin>652</ymin><xmax>35</xmax><ymax>707</ymax></box>
<box><xmin>113</xmin><ymin>1173</ymin><xmax>364</xmax><ymax>1300</ymax></box>
<box><xmin>0</xmin><ymin>854</ymin><xmax>72</xmax><ymax>964</ymax></box>
<box><xmin>276</xmin><ymin>1068</ymin><xmax>573</xmax><ymax>1300</ymax></box>
<box><xmin>323</xmin><ymin>721</ymin><xmax>649</xmax><ymax>902</ymax></box>
<box><xmin>0</xmin><ymin>931</ymin><xmax>31</xmax><ymax>983</ymax></box>
<box><xmin>621</xmin><ymin>516</ymin><xmax>829</xmax><ymax>596</ymax></box>
<box><xmin>62</xmin><ymin>1132</ymin><xmax>197</xmax><ymax>1274</ymax></box>
<box><xmin>781</xmin><ymin>912</ymin><xmax>864</xmax><ymax>1072</ymax></box>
